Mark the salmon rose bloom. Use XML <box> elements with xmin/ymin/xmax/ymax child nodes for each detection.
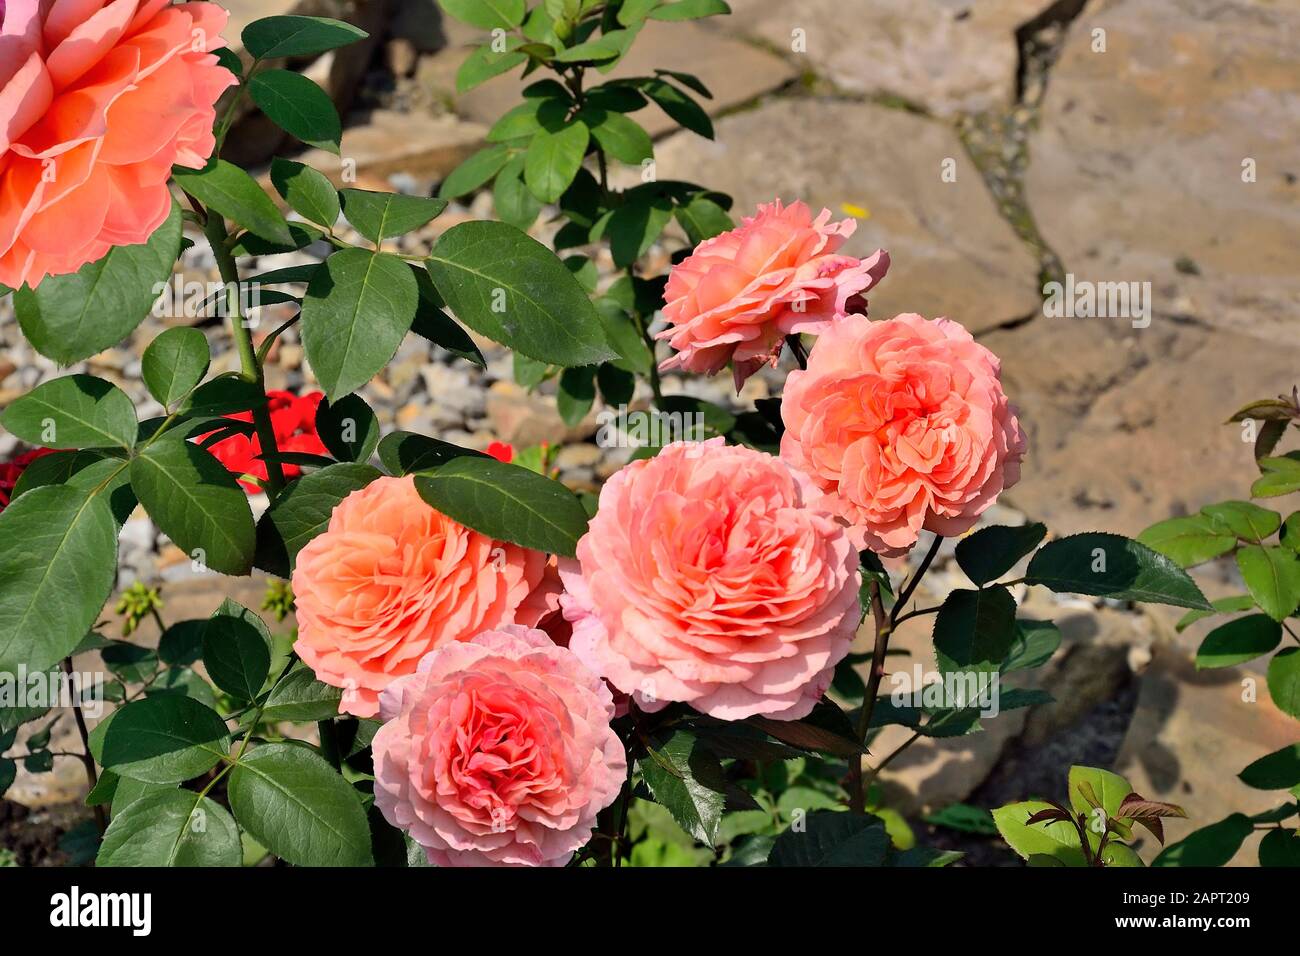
<box><xmin>0</xmin><ymin>0</ymin><xmax>235</xmax><ymax>289</ymax></box>
<box><xmin>780</xmin><ymin>313</ymin><xmax>1027</xmax><ymax>557</ymax></box>
<box><xmin>559</xmin><ymin>438</ymin><xmax>860</xmax><ymax>721</ymax></box>
<box><xmin>291</xmin><ymin>476</ymin><xmax>548</xmax><ymax>718</ymax></box>
<box><xmin>657</xmin><ymin>199</ymin><xmax>889</xmax><ymax>390</ymax></box>
<box><xmin>373</xmin><ymin>625</ymin><xmax>625</xmax><ymax>867</ymax></box>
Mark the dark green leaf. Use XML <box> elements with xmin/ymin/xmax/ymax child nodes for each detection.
<box><xmin>557</xmin><ymin>366</ymin><xmax>597</xmax><ymax>427</ymax></box>
<box><xmin>97</xmin><ymin>790</ymin><xmax>240</xmax><ymax>866</ymax></box>
<box><xmin>300</xmin><ymin>249</ymin><xmax>418</xmax><ymax>400</ymax></box>
<box><xmin>130</xmin><ymin>437</ymin><xmax>256</xmax><ymax>576</ymax></box>
<box><xmin>586</xmin><ymin>109</ymin><xmax>653</xmax><ymax>164</ymax></box>
<box><xmin>649</xmin><ymin>0</ymin><xmax>731</xmax><ymax>20</ymax></box>
<box><xmin>1195</xmin><ymin>614</ymin><xmax>1281</xmax><ymax>669</ymax></box>
<box><xmin>228</xmin><ymin>743</ymin><xmax>373</xmax><ymax>866</ymax></box>
<box><xmin>956</xmin><ymin>522</ymin><xmax>1047</xmax><ymax>586</ymax></box>
<box><xmin>249</xmin><ymin>69</ymin><xmax>341</xmax><ymax>152</ymax></box>
<box><xmin>638</xmin><ymin>731</ymin><xmax>728</xmax><ymax>848</ymax></box>
<box><xmin>749</xmin><ymin>698</ymin><xmax>866</xmax><ymax>757</ymax></box>
<box><xmin>525</xmin><ymin>121</ymin><xmax>590</xmax><ymax>203</ymax></box>
<box><xmin>411</xmin><ymin>268</ymin><xmax>487</xmax><ymax>367</ymax></box>
<box><xmin>257</xmin><ymin>463</ymin><xmax>380</xmax><ymax>571</ymax></box>
<box><xmin>769</xmin><ymin>812</ymin><xmax>888</xmax><ymax>867</ymax></box>
<box><xmin>456</xmin><ymin>45</ymin><xmax>528</xmax><ymax>94</ymax></box>
<box><xmin>270</xmin><ymin>158</ymin><xmax>341</xmax><ymax>226</ymax></box>
<box><xmin>492</xmin><ymin>155</ymin><xmax>543</xmax><ymax>231</ymax></box>
<box><xmin>1152</xmin><ymin>814</ymin><xmax>1253</xmax><ymax>867</ymax></box>
<box><xmin>158</xmin><ymin>620</ymin><xmax>206</xmax><ymax>666</ymax></box>
<box><xmin>259</xmin><ymin>664</ymin><xmax>344</xmax><ymax>722</ymax></box>
<box><xmin>933</xmin><ymin>587</ymin><xmax>1018</xmax><ymax>675</ymax></box>
<box><xmin>1240</xmin><ymin>744</ymin><xmax>1300</xmax><ymax>790</ymax></box>
<box><xmin>377</xmin><ymin>433</ymin><xmax>485</xmax><ymax>476</ymax></box>
<box><xmin>13</xmin><ymin>201</ymin><xmax>182</xmax><ymax>364</ymax></box>
<box><xmin>1259</xmin><ymin>828</ymin><xmax>1300</xmax><ymax>867</ymax></box>
<box><xmin>316</xmin><ymin>394</ymin><xmax>379</xmax><ymax>463</ymax></box>
<box><xmin>340</xmin><ymin>190</ymin><xmax>448</xmax><ymax>243</ymax></box>
<box><xmin>142</xmin><ymin>328</ymin><xmax>211</xmax><ymax>408</ymax></box>
<box><xmin>426</xmin><ymin>221</ymin><xmax>614</xmax><ymax>367</ymax></box>
<box><xmin>1268</xmin><ymin>648</ymin><xmax>1300</xmax><ymax>720</ymax></box>
<box><xmin>1025</xmin><ymin>532</ymin><xmax>1212</xmax><ymax>610</ymax></box>
<box><xmin>415</xmin><ymin>457</ymin><xmax>589</xmax><ymax>556</ymax></box>
<box><xmin>203</xmin><ymin>609</ymin><xmax>272</xmax><ymax>701</ymax></box>
<box><xmin>1001</xmin><ymin>619</ymin><xmax>1062</xmax><ymax>672</ymax></box>
<box><xmin>1238</xmin><ymin>545</ymin><xmax>1300</xmax><ymax>621</ymax></box>
<box><xmin>100</xmin><ymin>696</ymin><xmax>230</xmax><ymax>784</ymax></box>
<box><xmin>1</xmin><ymin>375</ymin><xmax>136</xmax><ymax>450</ymax></box>
<box><xmin>0</xmin><ymin>485</ymin><xmax>118</xmax><ymax>675</ymax></box>
<box><xmin>674</xmin><ymin>194</ymin><xmax>733</xmax><ymax>245</ymax></box>
<box><xmin>242</xmin><ymin>15</ymin><xmax>368</xmax><ymax>58</ymax></box>
<box><xmin>640</xmin><ymin>77</ymin><xmax>713</xmax><ymax>137</ymax></box>
<box><xmin>173</xmin><ymin>161</ymin><xmax>292</xmax><ymax>245</ymax></box>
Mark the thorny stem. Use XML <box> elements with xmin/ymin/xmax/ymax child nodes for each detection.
<box><xmin>61</xmin><ymin>657</ymin><xmax>106</xmax><ymax>834</ymax></box>
<box><xmin>201</xmin><ymin>211</ymin><xmax>287</xmax><ymax>496</ymax></box>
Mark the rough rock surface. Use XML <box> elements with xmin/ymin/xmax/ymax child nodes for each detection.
<box><xmin>647</xmin><ymin>98</ymin><xmax>1044</xmax><ymax>332</ymax></box>
<box><xmin>1024</xmin><ymin>0</ymin><xmax>1300</xmax><ymax>343</ymax></box>
<box><xmin>721</xmin><ymin>0</ymin><xmax>1065</xmax><ymax>117</ymax></box>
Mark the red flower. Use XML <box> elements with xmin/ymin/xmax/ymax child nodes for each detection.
<box><xmin>486</xmin><ymin>441</ymin><xmax>514</xmax><ymax>463</ymax></box>
<box><xmin>200</xmin><ymin>391</ymin><xmax>328</xmax><ymax>493</ymax></box>
<box><xmin>0</xmin><ymin>447</ymin><xmax>58</xmax><ymax>512</ymax></box>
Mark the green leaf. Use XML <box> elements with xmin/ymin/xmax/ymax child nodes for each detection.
<box><xmin>488</xmin><ymin>97</ymin><xmax>570</xmax><ymax>143</ymax></box>
<box><xmin>203</xmin><ymin>609</ymin><xmax>272</xmax><ymax>701</ymax></box>
<box><xmin>100</xmin><ymin>696</ymin><xmax>230</xmax><ymax>784</ymax></box>
<box><xmin>340</xmin><ymin>190</ymin><xmax>448</xmax><ymax>243</ymax></box>
<box><xmin>256</xmin><ymin>463</ymin><xmax>380</xmax><ymax>572</ymax></box>
<box><xmin>1101</xmin><ymin>843</ymin><xmax>1145</xmax><ymax>867</ymax></box>
<box><xmin>619</xmin><ymin>0</ymin><xmax>662</xmax><ymax>25</ymax></box>
<box><xmin>750</xmin><ymin>698</ymin><xmax>866</xmax><ymax>757</ymax></box>
<box><xmin>130</xmin><ymin>437</ymin><xmax>256</xmax><ymax>576</ymax></box>
<box><xmin>179</xmin><ymin>377</ymin><xmax>265</xmax><ymax>418</ymax></box>
<box><xmin>1137</xmin><ymin>515</ymin><xmax>1238</xmax><ymax>568</ymax></box>
<box><xmin>586</xmin><ymin>110</ymin><xmax>653</xmax><ymax>164</ymax></box>
<box><xmin>249</xmin><ymin>69</ymin><xmax>341</xmax><ymax>152</ymax></box>
<box><xmin>955</xmin><ymin>522</ymin><xmax>1047</xmax><ymax>586</ymax></box>
<box><xmin>300</xmin><ymin>249</ymin><xmax>418</xmax><ymax>401</ymax></box>
<box><xmin>1252</xmin><ymin>455</ymin><xmax>1300</xmax><ymax>498</ymax></box>
<box><xmin>1</xmin><ymin>375</ymin><xmax>136</xmax><ymax>450</ymax></box>
<box><xmin>639</xmin><ymin>77</ymin><xmax>713</xmax><ymax>138</ymax></box>
<box><xmin>158</xmin><ymin>620</ymin><xmax>206</xmax><ymax>666</ymax></box>
<box><xmin>1259</xmin><ymin>828</ymin><xmax>1300</xmax><ymax>867</ymax></box>
<box><xmin>259</xmin><ymin>664</ymin><xmax>344</xmax><ymax>722</ymax></box>
<box><xmin>97</xmin><ymin>790</ymin><xmax>240</xmax><ymax>867</ymax></box>
<box><xmin>411</xmin><ymin>268</ymin><xmax>487</xmax><ymax>367</ymax></box>
<box><xmin>438</xmin><ymin>0</ymin><xmax>526</xmax><ymax>29</ymax></box>
<box><xmin>174</xmin><ymin>160</ymin><xmax>292</xmax><ymax>245</ymax></box>
<box><xmin>1152</xmin><ymin>814</ymin><xmax>1253</xmax><ymax>867</ymax></box>
<box><xmin>492</xmin><ymin>154</ymin><xmax>543</xmax><ymax>231</ymax></box>
<box><xmin>649</xmin><ymin>0</ymin><xmax>731</xmax><ymax>20</ymax></box>
<box><xmin>1176</xmin><ymin>594</ymin><xmax>1258</xmax><ymax>632</ymax></box>
<box><xmin>377</xmin><ymin>432</ymin><xmax>486</xmax><ymax>476</ymax></box>
<box><xmin>426</xmin><ymin>220</ymin><xmax>614</xmax><ymax>367</ymax></box>
<box><xmin>270</xmin><ymin>158</ymin><xmax>341</xmax><ymax>227</ymax></box>
<box><xmin>923</xmin><ymin>803</ymin><xmax>999</xmax><ymax>836</ymax></box>
<box><xmin>1268</xmin><ymin>648</ymin><xmax>1300</xmax><ymax>719</ymax></box>
<box><xmin>242</xmin><ymin>15</ymin><xmax>368</xmax><ymax>58</ymax></box>
<box><xmin>992</xmin><ymin>801</ymin><xmax>1087</xmax><ymax>865</ymax></box>
<box><xmin>1195</xmin><ymin>614</ymin><xmax>1281</xmax><ymax>668</ymax></box>
<box><xmin>1202</xmin><ymin>500</ymin><xmax>1282</xmax><ymax>541</ymax></box>
<box><xmin>456</xmin><ymin>45</ymin><xmax>527</xmax><ymax>94</ymax></box>
<box><xmin>1068</xmin><ymin>765</ymin><xmax>1131</xmax><ymax>822</ymax></box>
<box><xmin>638</xmin><ymin>731</ymin><xmax>728</xmax><ymax>848</ymax></box>
<box><xmin>1025</xmin><ymin>532</ymin><xmax>1212</xmax><ymax>610</ymax></box>
<box><xmin>1240</xmin><ymin>744</ymin><xmax>1300</xmax><ymax>790</ymax></box>
<box><xmin>142</xmin><ymin>328</ymin><xmax>211</xmax><ymax>408</ymax></box>
<box><xmin>674</xmin><ymin>194</ymin><xmax>733</xmax><ymax>245</ymax></box>
<box><xmin>316</xmin><ymin>394</ymin><xmax>380</xmax><ymax>463</ymax></box>
<box><xmin>1001</xmin><ymin>619</ymin><xmax>1062</xmax><ymax>672</ymax></box>
<box><xmin>933</xmin><ymin>587</ymin><xmax>1018</xmax><ymax>675</ymax></box>
<box><xmin>13</xmin><ymin>201</ymin><xmax>182</xmax><ymax>364</ymax></box>
<box><xmin>769</xmin><ymin>812</ymin><xmax>889</xmax><ymax>867</ymax></box>
<box><xmin>228</xmin><ymin>743</ymin><xmax>373</xmax><ymax>867</ymax></box>
<box><xmin>525</xmin><ymin>121</ymin><xmax>590</xmax><ymax>203</ymax></box>
<box><xmin>557</xmin><ymin>366</ymin><xmax>597</xmax><ymax>427</ymax></box>
<box><xmin>1237</xmin><ymin>545</ymin><xmax>1300</xmax><ymax>621</ymax></box>
<box><xmin>0</xmin><ymin>485</ymin><xmax>118</xmax><ymax>675</ymax></box>
<box><xmin>414</xmin><ymin>457</ymin><xmax>590</xmax><ymax>556</ymax></box>
<box><xmin>606</xmin><ymin>195</ymin><xmax>672</xmax><ymax>268</ymax></box>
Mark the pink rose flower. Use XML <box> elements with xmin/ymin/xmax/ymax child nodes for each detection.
<box><xmin>656</xmin><ymin>199</ymin><xmax>889</xmax><ymax>390</ymax></box>
<box><xmin>373</xmin><ymin>625</ymin><xmax>626</xmax><ymax>867</ymax></box>
<box><xmin>292</xmin><ymin>475</ymin><xmax>549</xmax><ymax>718</ymax></box>
<box><xmin>781</xmin><ymin>313</ymin><xmax>1027</xmax><ymax>557</ymax></box>
<box><xmin>0</xmin><ymin>0</ymin><xmax>235</xmax><ymax>289</ymax></box>
<box><xmin>559</xmin><ymin>438</ymin><xmax>860</xmax><ymax>721</ymax></box>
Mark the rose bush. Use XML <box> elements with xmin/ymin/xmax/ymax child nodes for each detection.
<box><xmin>0</xmin><ymin>0</ymin><xmax>1222</xmax><ymax>871</ymax></box>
